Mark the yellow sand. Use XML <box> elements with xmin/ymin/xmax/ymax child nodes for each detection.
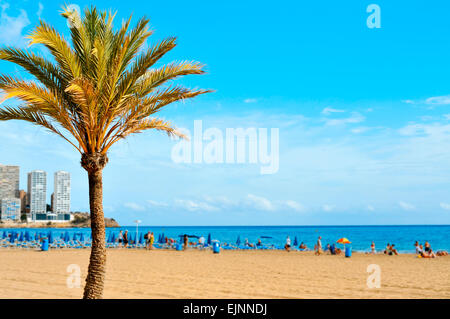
<box><xmin>0</xmin><ymin>249</ymin><xmax>448</xmax><ymax>299</ymax></box>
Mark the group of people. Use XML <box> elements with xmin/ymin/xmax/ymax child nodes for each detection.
<box><xmin>116</xmin><ymin>230</ymin><xmax>156</xmax><ymax>249</ymax></box>
<box><xmin>384</xmin><ymin>243</ymin><xmax>399</xmax><ymax>255</ymax></box>
<box><xmin>414</xmin><ymin>241</ymin><xmax>448</xmax><ymax>258</ymax></box>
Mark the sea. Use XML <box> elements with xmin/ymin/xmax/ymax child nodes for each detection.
<box><xmin>2</xmin><ymin>225</ymin><xmax>449</xmax><ymax>253</ymax></box>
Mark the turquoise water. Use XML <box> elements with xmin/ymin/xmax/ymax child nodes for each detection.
<box><xmin>2</xmin><ymin>225</ymin><xmax>449</xmax><ymax>253</ymax></box>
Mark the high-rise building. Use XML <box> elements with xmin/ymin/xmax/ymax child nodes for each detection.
<box><xmin>52</xmin><ymin>171</ymin><xmax>70</xmax><ymax>215</ymax></box>
<box><xmin>0</xmin><ymin>165</ymin><xmax>19</xmax><ymax>200</ymax></box>
<box><xmin>27</xmin><ymin>170</ymin><xmax>47</xmax><ymax>221</ymax></box>
<box><xmin>0</xmin><ymin>198</ymin><xmax>20</xmax><ymax>221</ymax></box>
<box><xmin>19</xmin><ymin>190</ymin><xmax>27</xmax><ymax>215</ymax></box>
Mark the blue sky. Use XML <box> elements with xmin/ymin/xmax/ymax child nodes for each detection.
<box><xmin>1</xmin><ymin>0</ymin><xmax>450</xmax><ymax>225</ymax></box>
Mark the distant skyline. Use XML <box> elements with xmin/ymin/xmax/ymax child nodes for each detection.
<box><xmin>1</xmin><ymin>0</ymin><xmax>450</xmax><ymax>225</ymax></box>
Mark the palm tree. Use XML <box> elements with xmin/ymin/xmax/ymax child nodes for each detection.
<box><xmin>0</xmin><ymin>6</ymin><xmax>210</xmax><ymax>298</ymax></box>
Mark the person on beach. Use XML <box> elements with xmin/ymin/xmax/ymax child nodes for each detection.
<box><xmin>436</xmin><ymin>250</ymin><xmax>448</xmax><ymax>256</ymax></box>
<box><xmin>144</xmin><ymin>231</ymin><xmax>151</xmax><ymax>249</ymax></box>
<box><xmin>123</xmin><ymin>230</ymin><xmax>129</xmax><ymax>248</ymax></box>
<box><xmin>299</xmin><ymin>242</ymin><xmax>307</xmax><ymax>250</ymax></box>
<box><xmin>198</xmin><ymin>236</ymin><xmax>205</xmax><ymax>248</ymax></box>
<box><xmin>118</xmin><ymin>230</ymin><xmax>124</xmax><ymax>248</ymax></box>
<box><xmin>183</xmin><ymin>234</ymin><xmax>188</xmax><ymax>250</ymax></box>
<box><xmin>149</xmin><ymin>232</ymin><xmax>154</xmax><ymax>249</ymax></box>
<box><xmin>371</xmin><ymin>241</ymin><xmax>376</xmax><ymax>254</ymax></box>
<box><xmin>384</xmin><ymin>243</ymin><xmax>391</xmax><ymax>255</ymax></box>
<box><xmin>256</xmin><ymin>238</ymin><xmax>262</xmax><ymax>247</ymax></box>
<box><xmin>414</xmin><ymin>241</ymin><xmax>420</xmax><ymax>254</ymax></box>
<box><xmin>315</xmin><ymin>236</ymin><xmax>322</xmax><ymax>255</ymax></box>
<box><xmin>424</xmin><ymin>241</ymin><xmax>431</xmax><ymax>253</ymax></box>
<box><xmin>285</xmin><ymin>236</ymin><xmax>291</xmax><ymax>252</ymax></box>
<box><xmin>390</xmin><ymin>244</ymin><xmax>398</xmax><ymax>255</ymax></box>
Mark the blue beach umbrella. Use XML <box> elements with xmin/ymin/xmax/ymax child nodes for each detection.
<box><xmin>19</xmin><ymin>232</ymin><xmax>24</xmax><ymax>242</ymax></box>
<box><xmin>48</xmin><ymin>231</ymin><xmax>54</xmax><ymax>243</ymax></box>
<box><xmin>107</xmin><ymin>232</ymin><xmax>112</xmax><ymax>243</ymax></box>
<box><xmin>236</xmin><ymin>236</ymin><xmax>241</xmax><ymax>246</ymax></box>
<box><xmin>2</xmin><ymin>231</ymin><xmax>7</xmax><ymax>239</ymax></box>
<box><xmin>111</xmin><ymin>233</ymin><xmax>116</xmax><ymax>243</ymax></box>
<box><xmin>64</xmin><ymin>231</ymin><xmax>70</xmax><ymax>242</ymax></box>
<box><xmin>10</xmin><ymin>232</ymin><xmax>15</xmax><ymax>243</ymax></box>
<box><xmin>60</xmin><ymin>232</ymin><xmax>64</xmax><ymax>239</ymax></box>
<box><xmin>293</xmin><ymin>236</ymin><xmax>298</xmax><ymax>246</ymax></box>
<box><xmin>72</xmin><ymin>233</ymin><xmax>77</xmax><ymax>241</ymax></box>
<box><xmin>207</xmin><ymin>233</ymin><xmax>212</xmax><ymax>245</ymax></box>
<box><xmin>25</xmin><ymin>231</ymin><xmax>30</xmax><ymax>241</ymax></box>
<box><xmin>139</xmin><ymin>232</ymin><xmax>143</xmax><ymax>244</ymax></box>
<box><xmin>34</xmin><ymin>232</ymin><xmax>39</xmax><ymax>241</ymax></box>
<box><xmin>80</xmin><ymin>233</ymin><xmax>85</xmax><ymax>242</ymax></box>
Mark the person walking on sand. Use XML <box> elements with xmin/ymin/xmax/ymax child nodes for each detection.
<box><xmin>183</xmin><ymin>234</ymin><xmax>188</xmax><ymax>250</ymax></box>
<box><xmin>145</xmin><ymin>231</ymin><xmax>151</xmax><ymax>249</ymax></box>
<box><xmin>123</xmin><ymin>230</ymin><xmax>129</xmax><ymax>248</ymax></box>
<box><xmin>285</xmin><ymin>236</ymin><xmax>291</xmax><ymax>252</ymax></box>
<box><xmin>149</xmin><ymin>232</ymin><xmax>154</xmax><ymax>250</ymax></box>
<box><xmin>315</xmin><ymin>236</ymin><xmax>322</xmax><ymax>255</ymax></box>
<box><xmin>118</xmin><ymin>230</ymin><xmax>124</xmax><ymax>248</ymax></box>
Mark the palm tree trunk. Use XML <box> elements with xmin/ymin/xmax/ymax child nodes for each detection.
<box><xmin>81</xmin><ymin>152</ymin><xmax>109</xmax><ymax>299</ymax></box>
<box><xmin>83</xmin><ymin>168</ymin><xmax>106</xmax><ymax>299</ymax></box>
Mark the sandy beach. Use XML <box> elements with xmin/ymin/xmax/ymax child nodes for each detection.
<box><xmin>0</xmin><ymin>249</ymin><xmax>448</xmax><ymax>299</ymax></box>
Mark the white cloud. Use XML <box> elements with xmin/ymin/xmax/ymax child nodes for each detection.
<box><xmin>244</xmin><ymin>98</ymin><xmax>257</xmax><ymax>103</ymax></box>
<box><xmin>351</xmin><ymin>127</ymin><xmax>370</xmax><ymax>134</ymax></box>
<box><xmin>37</xmin><ymin>2</ymin><xmax>44</xmax><ymax>19</ymax></box>
<box><xmin>425</xmin><ymin>95</ymin><xmax>450</xmax><ymax>105</ymax></box>
<box><xmin>246</xmin><ymin>194</ymin><xmax>274</xmax><ymax>211</ymax></box>
<box><xmin>147</xmin><ymin>200</ymin><xmax>168</xmax><ymax>207</ymax></box>
<box><xmin>124</xmin><ymin>202</ymin><xmax>146</xmax><ymax>212</ymax></box>
<box><xmin>399</xmin><ymin>201</ymin><xmax>415</xmax><ymax>211</ymax></box>
<box><xmin>282</xmin><ymin>200</ymin><xmax>305</xmax><ymax>212</ymax></box>
<box><xmin>175</xmin><ymin>199</ymin><xmax>218</xmax><ymax>212</ymax></box>
<box><xmin>440</xmin><ymin>202</ymin><xmax>450</xmax><ymax>211</ymax></box>
<box><xmin>402</xmin><ymin>99</ymin><xmax>415</xmax><ymax>104</ymax></box>
<box><xmin>321</xmin><ymin>107</ymin><xmax>345</xmax><ymax>116</ymax></box>
<box><xmin>367</xmin><ymin>205</ymin><xmax>375</xmax><ymax>211</ymax></box>
<box><xmin>322</xmin><ymin>204</ymin><xmax>335</xmax><ymax>212</ymax></box>
<box><xmin>0</xmin><ymin>2</ymin><xmax>30</xmax><ymax>47</ymax></box>
<box><xmin>323</xmin><ymin>112</ymin><xmax>365</xmax><ymax>126</ymax></box>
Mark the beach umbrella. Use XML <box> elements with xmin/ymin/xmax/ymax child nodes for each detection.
<box><xmin>64</xmin><ymin>231</ymin><xmax>70</xmax><ymax>242</ymax></box>
<box><xmin>2</xmin><ymin>231</ymin><xmax>7</xmax><ymax>239</ymax></box>
<box><xmin>236</xmin><ymin>235</ymin><xmax>241</xmax><ymax>246</ymax></box>
<box><xmin>19</xmin><ymin>232</ymin><xmax>24</xmax><ymax>242</ymax></box>
<box><xmin>10</xmin><ymin>232</ymin><xmax>15</xmax><ymax>243</ymax></box>
<box><xmin>107</xmin><ymin>232</ymin><xmax>112</xmax><ymax>243</ymax></box>
<box><xmin>80</xmin><ymin>233</ymin><xmax>85</xmax><ymax>242</ymax></box>
<box><xmin>35</xmin><ymin>232</ymin><xmax>39</xmax><ymax>241</ymax></box>
<box><xmin>337</xmin><ymin>238</ymin><xmax>351</xmax><ymax>244</ymax></box>
<box><xmin>72</xmin><ymin>232</ymin><xmax>77</xmax><ymax>241</ymax></box>
<box><xmin>207</xmin><ymin>233</ymin><xmax>212</xmax><ymax>245</ymax></box>
<box><xmin>25</xmin><ymin>231</ymin><xmax>30</xmax><ymax>242</ymax></box>
<box><xmin>48</xmin><ymin>231</ymin><xmax>54</xmax><ymax>243</ymax></box>
<box><xmin>60</xmin><ymin>232</ymin><xmax>64</xmax><ymax>239</ymax></box>
<box><xmin>293</xmin><ymin>236</ymin><xmax>298</xmax><ymax>246</ymax></box>
<box><xmin>337</xmin><ymin>237</ymin><xmax>351</xmax><ymax>251</ymax></box>
<box><xmin>111</xmin><ymin>233</ymin><xmax>116</xmax><ymax>243</ymax></box>
<box><xmin>139</xmin><ymin>232</ymin><xmax>143</xmax><ymax>244</ymax></box>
